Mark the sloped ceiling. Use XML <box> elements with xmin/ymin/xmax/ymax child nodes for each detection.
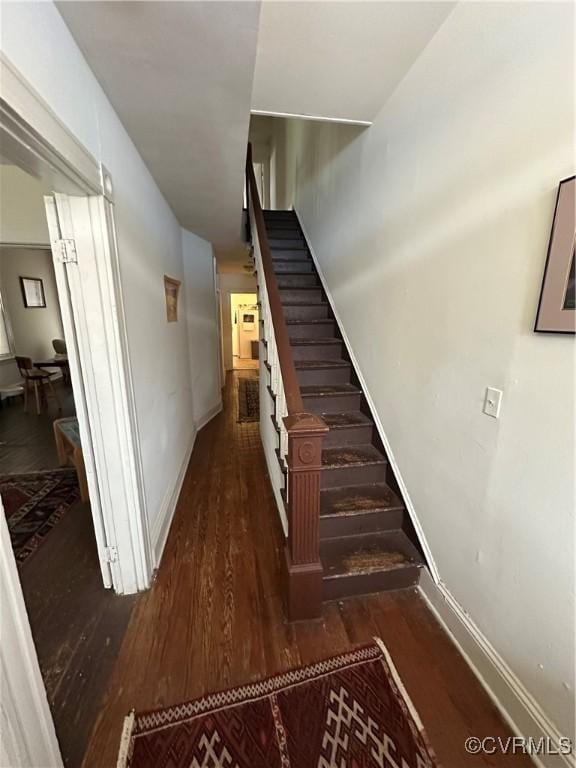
<box><xmin>57</xmin><ymin>1</ymin><xmax>261</xmax><ymax>250</ymax></box>
<box><xmin>58</xmin><ymin>1</ymin><xmax>454</xmax><ymax>263</ymax></box>
<box><xmin>252</xmin><ymin>1</ymin><xmax>455</xmax><ymax>124</ymax></box>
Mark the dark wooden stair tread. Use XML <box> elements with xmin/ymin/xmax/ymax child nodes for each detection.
<box><xmin>292</xmin><ymin>338</ymin><xmax>341</xmax><ymax>346</ymax></box>
<box><xmin>322</xmin><ymin>444</ymin><xmax>385</xmax><ymax>468</ymax></box>
<box><xmin>287</xmin><ymin>319</ymin><xmax>333</xmax><ymax>325</ymax></box>
<box><xmin>295</xmin><ymin>359</ymin><xmax>350</xmax><ymax>369</ymax></box>
<box><xmin>301</xmin><ymin>383</ymin><xmax>359</xmax><ymax>396</ymax></box>
<box><xmin>321</xmin><ymin>531</ymin><xmax>423</xmax><ymax>579</ymax></box>
<box><xmin>282</xmin><ymin>301</ymin><xmax>329</xmax><ymax>307</ymax></box>
<box><xmin>275</xmin><ymin>271</ymin><xmax>316</xmax><ymax>277</ymax></box>
<box><xmin>321</xmin><ymin>483</ymin><xmax>403</xmax><ymax>517</ymax></box>
<box><xmin>279</xmin><ymin>285</ymin><xmax>320</xmax><ymax>290</ymax></box>
<box><xmin>320</xmin><ymin>411</ymin><xmax>372</xmax><ymax>428</ymax></box>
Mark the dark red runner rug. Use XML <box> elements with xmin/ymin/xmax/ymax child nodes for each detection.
<box><xmin>1</xmin><ymin>469</ymin><xmax>80</xmax><ymax>564</ymax></box>
<box><xmin>118</xmin><ymin>640</ymin><xmax>438</xmax><ymax>768</ymax></box>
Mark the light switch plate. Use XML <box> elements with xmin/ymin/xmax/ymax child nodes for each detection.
<box><xmin>483</xmin><ymin>387</ymin><xmax>503</xmax><ymax>418</ymax></box>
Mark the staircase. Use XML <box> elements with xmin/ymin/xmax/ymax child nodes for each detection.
<box><xmin>263</xmin><ymin>209</ymin><xmax>425</xmax><ymax>603</ymax></box>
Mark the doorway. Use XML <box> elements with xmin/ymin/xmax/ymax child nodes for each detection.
<box><xmin>0</xmin><ymin>163</ymin><xmax>136</xmax><ymax>767</ymax></box>
<box><xmin>0</xmin><ymin>57</ymin><xmax>149</xmax><ymax>768</ymax></box>
<box><xmin>230</xmin><ymin>292</ymin><xmax>259</xmax><ymax>370</ymax></box>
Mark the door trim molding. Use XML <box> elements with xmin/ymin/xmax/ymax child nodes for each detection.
<box><xmin>0</xmin><ymin>52</ymin><xmax>101</xmax><ymax>193</ymax></box>
<box><xmin>0</xmin><ymin>50</ymin><xmax>152</xmax><ymax>593</ymax></box>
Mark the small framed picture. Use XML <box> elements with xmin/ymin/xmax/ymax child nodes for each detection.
<box><xmin>20</xmin><ymin>277</ymin><xmax>46</xmax><ymax>308</ymax></box>
<box><xmin>535</xmin><ymin>176</ymin><xmax>575</xmax><ymax>334</ymax></box>
<box><xmin>164</xmin><ymin>275</ymin><xmax>181</xmax><ymax>322</ymax></box>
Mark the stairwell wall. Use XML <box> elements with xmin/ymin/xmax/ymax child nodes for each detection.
<box><xmin>273</xmin><ymin>1</ymin><xmax>575</xmax><ymax>750</ymax></box>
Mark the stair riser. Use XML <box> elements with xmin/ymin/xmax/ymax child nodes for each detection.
<box><xmin>319</xmin><ymin>508</ymin><xmax>404</xmax><ymax>539</ymax></box>
<box><xmin>270</xmin><ymin>239</ymin><xmax>306</xmax><ymax>249</ymax></box>
<box><xmin>266</xmin><ymin>229</ymin><xmax>304</xmax><ymax>239</ymax></box>
<box><xmin>321</xmin><ymin>461</ymin><xmax>386</xmax><ymax>489</ymax></box>
<box><xmin>280</xmin><ymin>288</ymin><xmax>323</xmax><ymax>303</ymax></box>
<box><xmin>287</xmin><ymin>321</ymin><xmax>335</xmax><ymax>339</ymax></box>
<box><xmin>323</xmin><ymin>423</ymin><xmax>373</xmax><ymax>447</ymax></box>
<box><xmin>283</xmin><ymin>304</ymin><xmax>330</xmax><ymax>321</ymax></box>
<box><xmin>271</xmin><ymin>249</ymin><xmax>309</xmax><ymax>260</ymax></box>
<box><xmin>274</xmin><ymin>262</ymin><xmax>314</xmax><ymax>273</ymax></box>
<box><xmin>292</xmin><ymin>344</ymin><xmax>342</xmax><ymax>362</ymax></box>
<box><xmin>296</xmin><ymin>367</ymin><xmax>351</xmax><ymax>387</ymax></box>
<box><xmin>303</xmin><ymin>392</ymin><xmax>361</xmax><ymax>411</ymax></box>
<box><xmin>277</xmin><ymin>275</ymin><xmax>319</xmax><ymax>288</ymax></box>
<box><xmin>322</xmin><ymin>565</ymin><xmax>421</xmax><ymax>601</ymax></box>
<box><xmin>266</xmin><ymin>219</ymin><xmax>302</xmax><ymax>231</ymax></box>
<box><xmin>265</xmin><ymin>220</ymin><xmax>299</xmax><ymax>228</ymax></box>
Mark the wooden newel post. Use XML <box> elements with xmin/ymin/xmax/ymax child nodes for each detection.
<box><xmin>283</xmin><ymin>412</ymin><xmax>329</xmax><ymax>621</ymax></box>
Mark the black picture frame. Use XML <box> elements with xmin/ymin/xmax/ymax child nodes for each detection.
<box><xmin>19</xmin><ymin>276</ymin><xmax>46</xmax><ymax>308</ymax></box>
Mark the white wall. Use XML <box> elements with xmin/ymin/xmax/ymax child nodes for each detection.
<box><xmin>0</xmin><ymin>2</ymin><xmax>219</xmax><ymax>558</ymax></box>
<box><xmin>0</xmin><ymin>247</ymin><xmax>64</xmax><ymax>361</ymax></box>
<box><xmin>0</xmin><ymin>165</ymin><xmax>51</xmax><ymax>246</ymax></box>
<box><xmin>278</xmin><ymin>1</ymin><xmax>575</xmax><ymax>748</ymax></box>
<box><xmin>181</xmin><ymin>229</ymin><xmax>222</xmax><ymax>427</ymax></box>
<box><xmin>218</xmin><ymin>272</ymin><xmax>257</xmax><ymax>370</ymax></box>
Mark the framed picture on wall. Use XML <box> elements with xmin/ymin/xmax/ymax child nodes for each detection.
<box><xmin>164</xmin><ymin>275</ymin><xmax>181</xmax><ymax>322</ymax></box>
<box><xmin>19</xmin><ymin>276</ymin><xmax>46</xmax><ymax>308</ymax></box>
<box><xmin>535</xmin><ymin>176</ymin><xmax>575</xmax><ymax>334</ymax></box>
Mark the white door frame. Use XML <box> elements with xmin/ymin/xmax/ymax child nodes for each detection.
<box><xmin>0</xmin><ymin>52</ymin><xmax>151</xmax><ymax>593</ymax></box>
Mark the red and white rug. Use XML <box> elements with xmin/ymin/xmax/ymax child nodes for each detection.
<box><xmin>1</xmin><ymin>469</ymin><xmax>80</xmax><ymax>565</ymax></box>
<box><xmin>118</xmin><ymin>639</ymin><xmax>438</xmax><ymax>768</ymax></box>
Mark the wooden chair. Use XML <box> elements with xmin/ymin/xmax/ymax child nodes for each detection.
<box><xmin>15</xmin><ymin>356</ymin><xmax>62</xmax><ymax>416</ymax></box>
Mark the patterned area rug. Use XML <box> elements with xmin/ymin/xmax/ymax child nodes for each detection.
<box><xmin>1</xmin><ymin>469</ymin><xmax>80</xmax><ymax>565</ymax></box>
<box><xmin>118</xmin><ymin>640</ymin><xmax>438</xmax><ymax>768</ymax></box>
<box><xmin>237</xmin><ymin>377</ymin><xmax>259</xmax><ymax>422</ymax></box>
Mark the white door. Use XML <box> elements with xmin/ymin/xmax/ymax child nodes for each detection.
<box><xmin>44</xmin><ymin>194</ymin><xmax>114</xmax><ymax>589</ymax></box>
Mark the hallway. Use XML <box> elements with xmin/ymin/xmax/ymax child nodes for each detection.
<box><xmin>83</xmin><ymin>372</ymin><xmax>531</xmax><ymax>768</ymax></box>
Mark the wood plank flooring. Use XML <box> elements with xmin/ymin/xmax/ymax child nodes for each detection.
<box><xmin>0</xmin><ymin>381</ymin><xmax>75</xmax><ymax>472</ymax></box>
<box><xmin>0</xmin><ymin>382</ymin><xmax>136</xmax><ymax>768</ymax></box>
<box><xmin>83</xmin><ymin>371</ymin><xmax>531</xmax><ymax>768</ymax></box>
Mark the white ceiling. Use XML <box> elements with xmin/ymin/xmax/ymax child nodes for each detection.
<box><xmin>57</xmin><ymin>1</ymin><xmax>455</xmax><ymax>262</ymax></box>
<box><xmin>252</xmin><ymin>1</ymin><xmax>455</xmax><ymax>123</ymax></box>
<box><xmin>57</xmin><ymin>1</ymin><xmax>260</xmax><ymax>250</ymax></box>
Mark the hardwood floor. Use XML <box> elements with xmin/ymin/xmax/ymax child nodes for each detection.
<box><xmin>83</xmin><ymin>371</ymin><xmax>531</xmax><ymax>768</ymax></box>
<box><xmin>0</xmin><ymin>380</ymin><xmax>75</xmax><ymax>472</ymax></box>
<box><xmin>0</xmin><ymin>381</ymin><xmax>136</xmax><ymax>768</ymax></box>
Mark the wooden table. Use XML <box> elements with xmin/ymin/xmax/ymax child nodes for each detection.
<box><xmin>35</xmin><ymin>356</ymin><xmax>71</xmax><ymax>385</ymax></box>
<box><xmin>53</xmin><ymin>417</ymin><xmax>89</xmax><ymax>502</ymax></box>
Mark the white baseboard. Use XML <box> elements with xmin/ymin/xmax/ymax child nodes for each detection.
<box><xmin>152</xmin><ymin>401</ymin><xmax>222</xmax><ymax>568</ymax></box>
<box><xmin>151</xmin><ymin>428</ymin><xmax>196</xmax><ymax>568</ymax></box>
<box><xmin>419</xmin><ymin>570</ymin><xmax>573</xmax><ymax>768</ymax></box>
<box><xmin>195</xmin><ymin>400</ymin><xmax>222</xmax><ymax>431</ymax></box>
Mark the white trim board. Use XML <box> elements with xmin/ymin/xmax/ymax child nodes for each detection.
<box><xmin>195</xmin><ymin>400</ymin><xmax>222</xmax><ymax>432</ymax></box>
<box><xmin>152</xmin><ymin>429</ymin><xmax>196</xmax><ymax>569</ymax></box>
<box><xmin>419</xmin><ymin>571</ymin><xmax>573</xmax><ymax>768</ymax></box>
<box><xmin>251</xmin><ymin>109</ymin><xmax>372</xmax><ymax>127</ymax></box>
<box><xmin>294</xmin><ymin>208</ymin><xmax>439</xmax><ymax>582</ymax></box>
<box><xmin>152</xmin><ymin>401</ymin><xmax>222</xmax><ymax>568</ymax></box>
